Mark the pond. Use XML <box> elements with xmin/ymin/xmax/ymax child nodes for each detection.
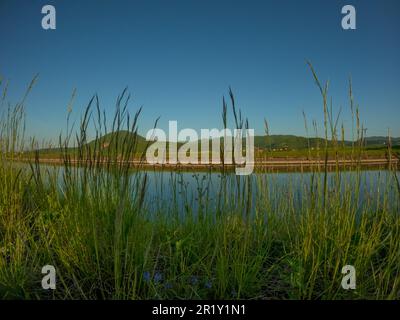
<box><xmin>21</xmin><ymin>163</ymin><xmax>399</xmax><ymax>218</ymax></box>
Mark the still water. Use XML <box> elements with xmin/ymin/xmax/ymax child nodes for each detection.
<box><xmin>25</xmin><ymin>163</ymin><xmax>400</xmax><ymax>217</ymax></box>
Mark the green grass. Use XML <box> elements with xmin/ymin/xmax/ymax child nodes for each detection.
<box><xmin>20</xmin><ymin>129</ymin><xmax>399</xmax><ymax>161</ymax></box>
<box><xmin>0</xmin><ymin>66</ymin><xmax>399</xmax><ymax>300</ymax></box>
<box><xmin>22</xmin><ymin>144</ymin><xmax>397</xmax><ymax>162</ymax></box>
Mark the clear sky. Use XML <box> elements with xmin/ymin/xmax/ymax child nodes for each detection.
<box><xmin>1</xmin><ymin>0</ymin><xmax>399</xmax><ymax>143</ymax></box>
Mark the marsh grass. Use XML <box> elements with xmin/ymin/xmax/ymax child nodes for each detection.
<box><xmin>0</xmin><ymin>66</ymin><xmax>399</xmax><ymax>300</ymax></box>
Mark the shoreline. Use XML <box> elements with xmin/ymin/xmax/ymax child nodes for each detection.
<box><xmin>11</xmin><ymin>157</ymin><xmax>399</xmax><ymax>173</ymax></box>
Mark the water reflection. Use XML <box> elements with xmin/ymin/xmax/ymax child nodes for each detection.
<box><xmin>19</xmin><ymin>162</ymin><xmax>399</xmax><ymax>218</ymax></box>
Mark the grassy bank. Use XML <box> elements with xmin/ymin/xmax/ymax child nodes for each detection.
<box><xmin>0</xmin><ymin>68</ymin><xmax>399</xmax><ymax>300</ymax></box>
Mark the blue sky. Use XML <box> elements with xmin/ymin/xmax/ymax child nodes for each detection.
<box><xmin>1</xmin><ymin>0</ymin><xmax>399</xmax><ymax>142</ymax></box>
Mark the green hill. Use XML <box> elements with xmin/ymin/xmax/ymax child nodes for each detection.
<box><xmin>36</xmin><ymin>131</ymin><xmax>399</xmax><ymax>158</ymax></box>
<box><xmin>87</xmin><ymin>130</ymin><xmax>148</xmax><ymax>153</ymax></box>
